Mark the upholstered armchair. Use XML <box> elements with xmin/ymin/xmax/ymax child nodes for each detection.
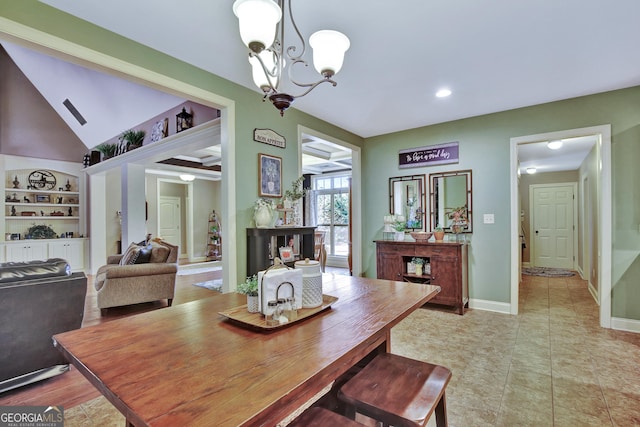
<box><xmin>94</xmin><ymin>239</ymin><xmax>179</xmax><ymax>314</ymax></box>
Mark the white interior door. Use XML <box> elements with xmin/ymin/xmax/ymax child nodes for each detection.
<box><xmin>532</xmin><ymin>184</ymin><xmax>575</xmax><ymax>268</ymax></box>
<box><xmin>159</xmin><ymin>196</ymin><xmax>181</xmax><ymax>249</ymax></box>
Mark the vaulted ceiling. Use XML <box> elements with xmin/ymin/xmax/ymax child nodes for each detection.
<box><xmin>39</xmin><ymin>0</ymin><xmax>640</xmax><ymax>139</ymax></box>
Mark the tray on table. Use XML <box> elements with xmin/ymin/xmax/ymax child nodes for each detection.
<box><xmin>219</xmin><ymin>294</ymin><xmax>338</xmax><ymax>331</ymax></box>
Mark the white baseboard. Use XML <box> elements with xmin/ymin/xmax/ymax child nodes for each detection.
<box><xmin>588</xmin><ymin>282</ymin><xmax>599</xmax><ymax>304</ymax></box>
<box><xmin>611</xmin><ymin>317</ymin><xmax>640</xmax><ymax>333</ymax></box>
<box><xmin>469</xmin><ymin>298</ymin><xmax>512</xmax><ymax>315</ymax></box>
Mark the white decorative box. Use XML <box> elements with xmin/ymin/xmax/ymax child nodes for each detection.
<box><xmin>257</xmin><ymin>266</ymin><xmax>303</xmax><ymax>315</ymax></box>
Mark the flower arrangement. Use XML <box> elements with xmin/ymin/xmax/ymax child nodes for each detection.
<box><xmin>237</xmin><ymin>275</ymin><xmax>258</xmax><ymax>296</ymax></box>
<box><xmin>254</xmin><ymin>198</ymin><xmax>275</xmax><ymax>212</ymax></box>
<box><xmin>411</xmin><ymin>257</ymin><xmax>426</xmax><ymax>265</ymax></box>
<box><xmin>26</xmin><ymin>224</ymin><xmax>57</xmax><ymax>239</ymax></box>
<box><xmin>392</xmin><ymin>220</ymin><xmax>406</xmax><ymax>232</ymax></box>
<box><xmin>446</xmin><ymin>205</ymin><xmax>468</xmax><ymax>234</ymax></box>
<box><xmin>447</xmin><ymin>205</ymin><xmax>468</xmax><ymax>223</ymax></box>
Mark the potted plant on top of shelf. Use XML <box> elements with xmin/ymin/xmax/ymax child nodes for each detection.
<box><xmin>119</xmin><ymin>129</ymin><xmax>146</xmax><ymax>151</ymax></box>
<box><xmin>94</xmin><ymin>142</ymin><xmax>118</xmax><ymax>160</ymax></box>
<box><xmin>237</xmin><ymin>275</ymin><xmax>259</xmax><ymax>313</ymax></box>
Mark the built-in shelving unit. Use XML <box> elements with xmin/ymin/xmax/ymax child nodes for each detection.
<box><xmin>4</xmin><ymin>169</ymin><xmax>81</xmax><ymax>240</ymax></box>
<box><xmin>1</xmin><ymin>167</ymin><xmax>86</xmax><ymax>270</ymax></box>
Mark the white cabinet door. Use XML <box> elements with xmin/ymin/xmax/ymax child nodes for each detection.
<box><xmin>5</xmin><ymin>244</ymin><xmax>25</xmax><ymax>262</ymax></box>
<box><xmin>48</xmin><ymin>240</ymin><xmax>84</xmax><ymax>271</ymax></box>
<box><xmin>5</xmin><ymin>242</ymin><xmax>48</xmax><ymax>262</ymax></box>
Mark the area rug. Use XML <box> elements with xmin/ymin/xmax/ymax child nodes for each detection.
<box><xmin>522</xmin><ymin>267</ymin><xmax>575</xmax><ymax>277</ymax></box>
<box><xmin>177</xmin><ymin>265</ymin><xmax>222</xmax><ymax>275</ymax></box>
<box><xmin>192</xmin><ymin>279</ymin><xmax>223</xmax><ymax>292</ymax></box>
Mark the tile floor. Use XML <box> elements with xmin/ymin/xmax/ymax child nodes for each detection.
<box><xmin>64</xmin><ymin>272</ymin><xmax>640</xmax><ymax>426</ymax></box>
<box><xmin>392</xmin><ymin>273</ymin><xmax>640</xmax><ymax>426</ymax></box>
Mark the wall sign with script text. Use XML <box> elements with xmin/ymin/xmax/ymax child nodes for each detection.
<box><xmin>399</xmin><ymin>141</ymin><xmax>459</xmax><ymax>168</ymax></box>
<box><xmin>254</xmin><ymin>128</ymin><xmax>286</xmax><ymax>148</ymax></box>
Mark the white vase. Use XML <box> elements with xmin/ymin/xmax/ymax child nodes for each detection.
<box><xmin>415</xmin><ymin>264</ymin><xmax>423</xmax><ymax>276</ymax></box>
<box><xmin>247</xmin><ymin>295</ymin><xmax>259</xmax><ymax>313</ymax></box>
<box><xmin>254</xmin><ymin>206</ymin><xmax>272</xmax><ymax>228</ymax></box>
<box><xmin>395</xmin><ymin>231</ymin><xmax>405</xmax><ymax>241</ymax></box>
<box><xmin>283</xmin><ymin>198</ymin><xmax>292</xmax><ymax>209</ymax></box>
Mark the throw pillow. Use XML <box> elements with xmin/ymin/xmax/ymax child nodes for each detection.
<box><xmin>134</xmin><ymin>244</ymin><xmax>152</xmax><ymax>264</ymax></box>
<box><xmin>119</xmin><ymin>243</ymin><xmax>142</xmax><ymax>265</ymax></box>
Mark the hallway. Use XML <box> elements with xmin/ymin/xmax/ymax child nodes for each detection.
<box><xmin>392</xmin><ymin>273</ymin><xmax>640</xmax><ymax>426</ymax></box>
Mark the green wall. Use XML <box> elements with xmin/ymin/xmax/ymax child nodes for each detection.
<box><xmin>364</xmin><ymin>86</ymin><xmax>640</xmax><ymax>319</ymax></box>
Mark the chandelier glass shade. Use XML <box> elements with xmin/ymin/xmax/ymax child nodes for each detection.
<box><xmin>233</xmin><ymin>0</ymin><xmax>350</xmax><ymax>115</ymax></box>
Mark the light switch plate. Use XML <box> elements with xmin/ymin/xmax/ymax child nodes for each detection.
<box><xmin>484</xmin><ymin>214</ymin><xmax>495</xmax><ymax>224</ymax></box>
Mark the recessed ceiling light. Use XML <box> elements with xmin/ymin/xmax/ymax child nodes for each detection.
<box><xmin>547</xmin><ymin>140</ymin><xmax>563</xmax><ymax>150</ymax></box>
<box><xmin>179</xmin><ymin>174</ymin><xmax>195</xmax><ymax>182</ymax></box>
<box><xmin>526</xmin><ymin>167</ymin><xmax>537</xmax><ymax>174</ymax></box>
<box><xmin>435</xmin><ymin>89</ymin><xmax>452</xmax><ymax>98</ymax></box>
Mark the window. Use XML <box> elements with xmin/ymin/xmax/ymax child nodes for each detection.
<box><xmin>312</xmin><ymin>174</ymin><xmax>350</xmax><ymax>257</ymax></box>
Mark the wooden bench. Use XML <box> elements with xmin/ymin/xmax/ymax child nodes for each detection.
<box><xmin>338</xmin><ymin>353</ymin><xmax>452</xmax><ymax>427</ymax></box>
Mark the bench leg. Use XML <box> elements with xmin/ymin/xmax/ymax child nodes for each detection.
<box><xmin>434</xmin><ymin>393</ymin><xmax>448</xmax><ymax>427</ymax></box>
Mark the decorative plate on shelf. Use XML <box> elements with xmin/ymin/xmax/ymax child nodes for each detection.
<box><xmin>28</xmin><ymin>170</ymin><xmax>56</xmax><ymax>190</ymax></box>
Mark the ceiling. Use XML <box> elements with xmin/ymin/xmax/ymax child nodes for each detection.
<box><xmin>11</xmin><ymin>0</ymin><xmax>640</xmax><ymax>173</ymax></box>
<box><xmin>38</xmin><ymin>0</ymin><xmax>640</xmax><ymax>139</ymax></box>
<box><xmin>517</xmin><ymin>135</ymin><xmax>597</xmax><ymax>175</ymax></box>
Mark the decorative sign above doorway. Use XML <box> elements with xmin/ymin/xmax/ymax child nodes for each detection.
<box><xmin>399</xmin><ymin>141</ymin><xmax>459</xmax><ymax>169</ymax></box>
<box><xmin>254</xmin><ymin>128</ymin><xmax>286</xmax><ymax>149</ymax></box>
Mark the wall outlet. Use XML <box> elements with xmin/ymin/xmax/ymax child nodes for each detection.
<box><xmin>483</xmin><ymin>214</ymin><xmax>495</xmax><ymax>224</ymax></box>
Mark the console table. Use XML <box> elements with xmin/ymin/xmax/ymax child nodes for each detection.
<box><xmin>247</xmin><ymin>226</ymin><xmax>316</xmax><ymax>276</ymax></box>
<box><xmin>375</xmin><ymin>240</ymin><xmax>469</xmax><ymax>314</ymax></box>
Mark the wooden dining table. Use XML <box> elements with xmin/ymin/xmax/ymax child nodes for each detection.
<box><xmin>53</xmin><ymin>274</ymin><xmax>439</xmax><ymax>427</ymax></box>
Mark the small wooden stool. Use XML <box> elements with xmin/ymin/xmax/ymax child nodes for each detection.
<box><xmin>287</xmin><ymin>407</ymin><xmax>366</xmax><ymax>426</ymax></box>
<box><xmin>338</xmin><ymin>353</ymin><xmax>452</xmax><ymax>427</ymax></box>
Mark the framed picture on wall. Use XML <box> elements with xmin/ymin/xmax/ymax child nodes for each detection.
<box><xmin>259</xmin><ymin>153</ymin><xmax>282</xmax><ymax>197</ymax></box>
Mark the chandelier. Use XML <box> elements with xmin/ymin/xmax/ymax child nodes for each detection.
<box><xmin>233</xmin><ymin>0</ymin><xmax>350</xmax><ymax>116</ymax></box>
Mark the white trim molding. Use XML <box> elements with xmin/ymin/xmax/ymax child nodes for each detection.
<box><xmin>469</xmin><ymin>299</ymin><xmax>512</xmax><ymax>315</ymax></box>
<box><xmin>611</xmin><ymin>317</ymin><xmax>640</xmax><ymax>334</ymax></box>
